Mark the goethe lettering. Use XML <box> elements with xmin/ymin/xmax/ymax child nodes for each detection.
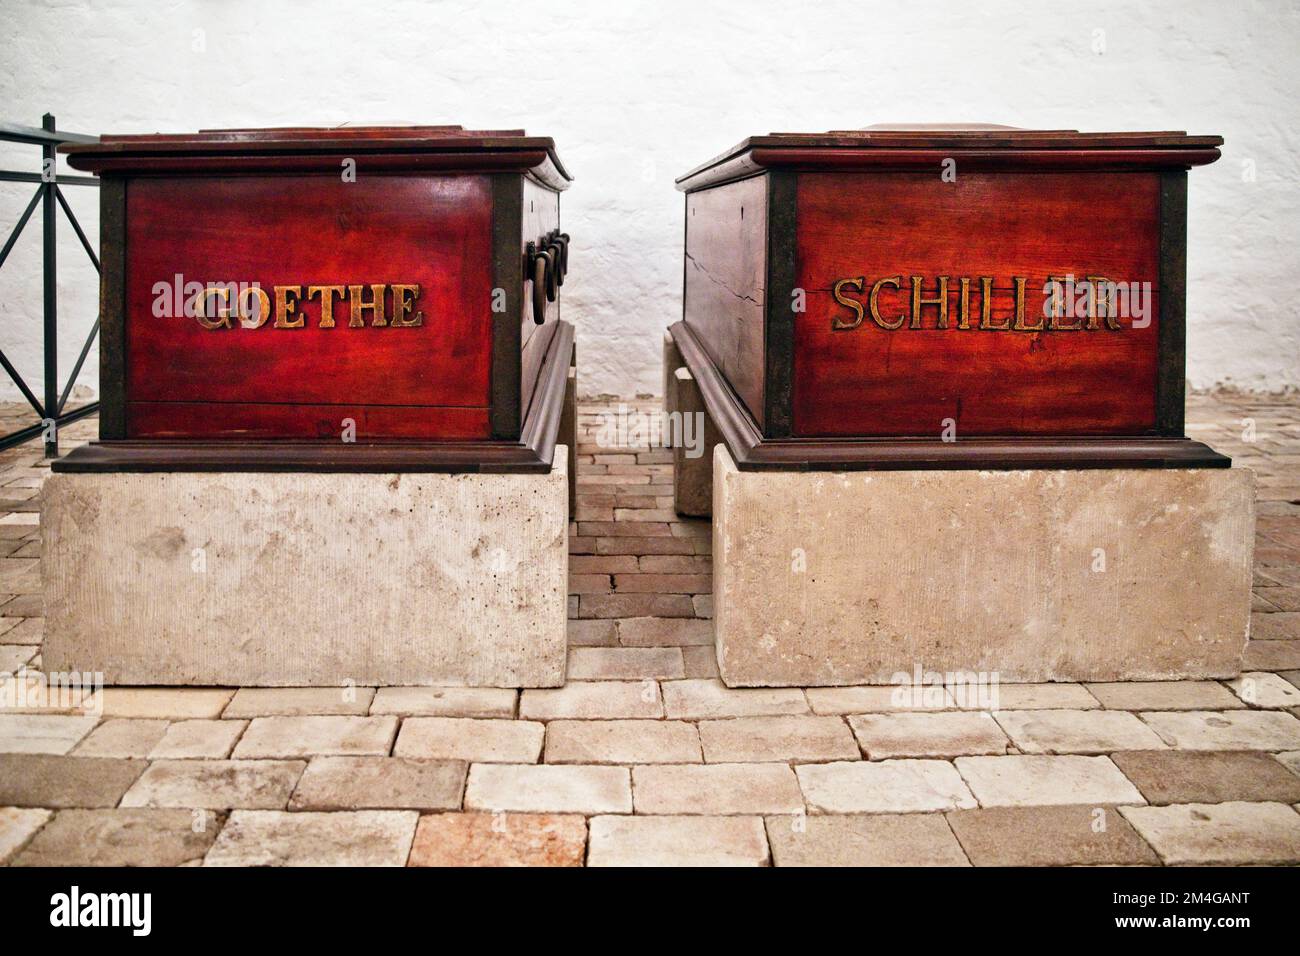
<box><xmin>152</xmin><ymin>277</ymin><xmax>424</xmax><ymax>330</ymax></box>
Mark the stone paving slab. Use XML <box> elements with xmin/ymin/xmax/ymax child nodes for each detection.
<box><xmin>394</xmin><ymin>717</ymin><xmax>544</xmax><ymax>763</ymax></box>
<box><xmin>765</xmin><ymin>813</ymin><xmax>970</xmax><ymax>866</ymax></box>
<box><xmin>698</xmin><ymin>715</ymin><xmax>859</xmax><ymax>763</ymax></box>
<box><xmin>1109</xmin><ymin>750</ymin><xmax>1300</xmax><ymax>805</ymax></box>
<box><xmin>588</xmin><ymin>815</ymin><xmax>768</xmax><ymax>866</ymax></box>
<box><xmin>368</xmin><ymin>687</ymin><xmax>517</xmax><ymax>718</ymax></box>
<box><xmin>223</xmin><ymin>687</ymin><xmax>375</xmax><ymax>718</ymax></box>
<box><xmin>1227</xmin><ymin>672</ymin><xmax>1300</xmax><ymax>708</ymax></box>
<box><xmin>70</xmin><ymin>718</ymin><xmax>168</xmax><ymax>758</ymax></box>
<box><xmin>232</xmin><ymin>716</ymin><xmax>399</xmax><ymax>759</ymax></box>
<box><xmin>0</xmin><ymin>644</ymin><xmax>34</xmax><ymax>672</ymax></box>
<box><xmin>544</xmin><ymin>720</ymin><xmax>701</xmax><ymax>764</ymax></box>
<box><xmin>632</xmin><ymin>764</ymin><xmax>804</xmax><ymax>815</ymax></box>
<box><xmin>993</xmin><ymin>709</ymin><xmax>1168</xmax><ymax>754</ymax></box>
<box><xmin>150</xmin><ymin>719</ymin><xmax>247</xmax><ymax>759</ymax></box>
<box><xmin>1084</xmin><ymin>681</ymin><xmax>1245</xmax><ymax>711</ymax></box>
<box><xmin>288</xmin><ymin>757</ymin><xmax>465</xmax><ymax>811</ymax></box>
<box><xmin>1119</xmin><ymin>801</ymin><xmax>1300</xmax><ymax>865</ymax></box>
<box><xmin>796</xmin><ymin>760</ymin><xmax>976</xmax><ymax>814</ymax></box>
<box><xmin>848</xmin><ymin>712</ymin><xmax>1011</xmax><ymax>759</ymax></box>
<box><xmin>806</xmin><ymin>685</ymin><xmax>956</xmax><ymax>714</ymax></box>
<box><xmin>972</xmin><ymin>684</ymin><xmax>1103</xmax><ymax>711</ymax></box>
<box><xmin>946</xmin><ymin>806</ymin><xmax>1160</xmax><ymax>866</ymax></box>
<box><xmin>98</xmin><ymin>688</ymin><xmax>233</xmax><ymax>720</ymax></box>
<box><xmin>616</xmin><ymin>617</ymin><xmax>713</xmax><ymax>646</ymax></box>
<box><xmin>1139</xmin><ymin>710</ymin><xmax>1300</xmax><ymax>750</ymax></box>
<box><xmin>466</xmin><ymin>764</ymin><xmax>632</xmax><ymax>814</ymax></box>
<box><xmin>954</xmin><ymin>755</ymin><xmax>1145</xmax><ymax>807</ymax></box>
<box><xmin>121</xmin><ymin>759</ymin><xmax>306</xmax><ymax>810</ymax></box>
<box><xmin>566</xmin><ymin>647</ymin><xmax>685</xmax><ymax>681</ymax></box>
<box><xmin>408</xmin><ymin>812</ymin><xmax>586</xmax><ymax>867</ymax></box>
<box><xmin>0</xmin><ymin>807</ymin><xmax>50</xmax><ymax>864</ymax></box>
<box><xmin>520</xmin><ymin>681</ymin><xmax>664</xmax><ymax>720</ymax></box>
<box><xmin>0</xmin><ymin>714</ymin><xmax>98</xmax><ymax>754</ymax></box>
<box><xmin>204</xmin><ymin>810</ymin><xmax>418</xmax><ymax>866</ymax></box>
<box><xmin>0</xmin><ymin>753</ymin><xmax>145</xmax><ymax>808</ymax></box>
<box><xmin>661</xmin><ymin>679</ymin><xmax>808</xmax><ymax>719</ymax></box>
<box><xmin>13</xmin><ymin>808</ymin><xmax>222</xmax><ymax>867</ymax></box>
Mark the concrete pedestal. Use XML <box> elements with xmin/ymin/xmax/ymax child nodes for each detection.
<box><xmin>713</xmin><ymin>445</ymin><xmax>1255</xmax><ymax>686</ymax></box>
<box><xmin>42</xmin><ymin>453</ymin><xmax>570</xmax><ymax>687</ymax></box>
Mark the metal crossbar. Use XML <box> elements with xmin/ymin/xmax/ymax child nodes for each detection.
<box><xmin>0</xmin><ymin>114</ymin><xmax>101</xmax><ymax>456</ymax></box>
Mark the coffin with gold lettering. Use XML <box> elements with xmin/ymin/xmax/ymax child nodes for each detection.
<box><xmin>54</xmin><ymin>126</ymin><xmax>574</xmax><ymax>473</ymax></box>
<box><xmin>670</xmin><ymin>125</ymin><xmax>1227</xmax><ymax>469</ymax></box>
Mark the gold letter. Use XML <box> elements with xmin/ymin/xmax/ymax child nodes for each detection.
<box><xmin>390</xmin><ymin>284</ymin><xmax>424</xmax><ymax>327</ymax></box>
<box><xmin>348</xmin><ymin>284</ymin><xmax>388</xmax><ymax>327</ymax></box>
<box><xmin>273</xmin><ymin>285</ymin><xmax>304</xmax><ymax>329</ymax></box>
<box><xmin>831</xmin><ymin>278</ymin><xmax>865</xmax><ymax>330</ymax></box>
<box><xmin>237</xmin><ymin>286</ymin><xmax>272</xmax><ymax>330</ymax></box>
<box><xmin>1085</xmin><ymin>275</ymin><xmax>1122</xmax><ymax>330</ymax></box>
<box><xmin>958</xmin><ymin>277</ymin><xmax>971</xmax><ymax>330</ymax></box>
<box><xmin>980</xmin><ymin>277</ymin><xmax>1009</xmax><ymax>330</ymax></box>
<box><xmin>1012</xmin><ymin>277</ymin><xmax>1041</xmax><ymax>330</ymax></box>
<box><xmin>306</xmin><ymin>285</ymin><xmax>346</xmax><ymax>328</ymax></box>
<box><xmin>869</xmin><ymin>276</ymin><xmax>905</xmax><ymax>330</ymax></box>
<box><xmin>1046</xmin><ymin>275</ymin><xmax>1082</xmax><ymax>330</ymax></box>
<box><xmin>193</xmin><ymin>286</ymin><xmax>233</xmax><ymax>330</ymax></box>
<box><xmin>910</xmin><ymin>275</ymin><xmax>949</xmax><ymax>329</ymax></box>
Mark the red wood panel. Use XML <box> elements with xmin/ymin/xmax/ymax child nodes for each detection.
<box><xmin>127</xmin><ymin>402</ymin><xmax>488</xmax><ymax>441</ymax></box>
<box><xmin>793</xmin><ymin>172</ymin><xmax>1161</xmax><ymax>437</ymax></box>
<box><xmin>125</xmin><ymin>174</ymin><xmax>493</xmax><ymax>439</ymax></box>
<box><xmin>683</xmin><ymin>176</ymin><xmax>767</xmax><ymax>428</ymax></box>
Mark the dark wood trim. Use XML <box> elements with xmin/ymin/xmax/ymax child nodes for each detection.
<box><xmin>670</xmin><ymin>321</ymin><xmax>1228</xmax><ymax>471</ymax></box>
<box><xmin>53</xmin><ymin>323</ymin><xmax>574</xmax><ymax>474</ymax></box>
<box><xmin>763</xmin><ymin>171</ymin><xmax>797</xmax><ymax>438</ymax></box>
<box><xmin>490</xmin><ymin>173</ymin><xmax>524</xmax><ymax>440</ymax></box>
<box><xmin>678</xmin><ymin>148</ymin><xmax>1221</xmax><ymax>192</ymax></box>
<box><xmin>98</xmin><ymin>175</ymin><xmax>127</xmax><ymax>440</ymax></box>
<box><xmin>1156</xmin><ymin>169</ymin><xmax>1188</xmax><ymax>436</ymax></box>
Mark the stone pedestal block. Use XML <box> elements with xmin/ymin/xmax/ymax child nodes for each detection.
<box><xmin>671</xmin><ymin>367</ymin><xmax>722</xmax><ymax>518</ymax></box>
<box><xmin>42</xmin><ymin>454</ymin><xmax>570</xmax><ymax>688</ymax></box>
<box><xmin>662</xmin><ymin>330</ymin><xmax>685</xmax><ymax>428</ymax></box>
<box><xmin>713</xmin><ymin>446</ymin><xmax>1255</xmax><ymax>687</ymax></box>
<box><xmin>561</xmin><ymin>365</ymin><xmax>577</xmax><ymax>518</ymax></box>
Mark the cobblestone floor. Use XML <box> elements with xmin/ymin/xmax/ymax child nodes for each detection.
<box><xmin>0</xmin><ymin>392</ymin><xmax>1298</xmax><ymax>866</ymax></box>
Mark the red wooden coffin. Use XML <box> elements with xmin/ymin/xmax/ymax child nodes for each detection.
<box><xmin>55</xmin><ymin>126</ymin><xmax>574</xmax><ymax>473</ymax></box>
<box><xmin>672</xmin><ymin>125</ymin><xmax>1227</xmax><ymax>469</ymax></box>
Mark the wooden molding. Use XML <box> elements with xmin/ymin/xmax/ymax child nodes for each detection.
<box><xmin>53</xmin><ymin>323</ymin><xmax>575</xmax><ymax>475</ymax></box>
<box><xmin>669</xmin><ymin>320</ymin><xmax>1229</xmax><ymax>471</ymax></box>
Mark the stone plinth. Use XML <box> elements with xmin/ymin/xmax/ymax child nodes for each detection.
<box><xmin>671</xmin><ymin>367</ymin><xmax>722</xmax><ymax>518</ymax></box>
<box><xmin>42</xmin><ymin>453</ymin><xmax>569</xmax><ymax>687</ymax></box>
<box><xmin>713</xmin><ymin>446</ymin><xmax>1255</xmax><ymax>687</ymax></box>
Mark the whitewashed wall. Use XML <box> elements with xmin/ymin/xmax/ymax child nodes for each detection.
<box><xmin>1</xmin><ymin>0</ymin><xmax>1296</xmax><ymax>403</ymax></box>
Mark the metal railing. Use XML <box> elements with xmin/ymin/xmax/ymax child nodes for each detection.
<box><xmin>0</xmin><ymin>113</ymin><xmax>101</xmax><ymax>456</ymax></box>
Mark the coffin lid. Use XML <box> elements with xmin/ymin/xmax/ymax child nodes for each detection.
<box><xmin>676</xmin><ymin>124</ymin><xmax>1222</xmax><ymax>190</ymax></box>
<box><xmin>62</xmin><ymin>125</ymin><xmax>572</xmax><ymax>189</ymax></box>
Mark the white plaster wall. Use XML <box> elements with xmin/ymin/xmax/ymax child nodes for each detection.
<box><xmin>1</xmin><ymin>0</ymin><xmax>1296</xmax><ymax>403</ymax></box>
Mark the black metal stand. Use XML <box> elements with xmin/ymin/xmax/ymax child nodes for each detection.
<box><xmin>0</xmin><ymin>114</ymin><xmax>100</xmax><ymax>456</ymax></box>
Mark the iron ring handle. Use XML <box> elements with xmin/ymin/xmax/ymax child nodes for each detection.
<box><xmin>552</xmin><ymin>234</ymin><xmax>569</xmax><ymax>278</ymax></box>
<box><xmin>547</xmin><ymin>241</ymin><xmax>565</xmax><ymax>287</ymax></box>
<box><xmin>543</xmin><ymin>245</ymin><xmax>559</xmax><ymax>302</ymax></box>
<box><xmin>531</xmin><ymin>250</ymin><xmax>551</xmax><ymax>325</ymax></box>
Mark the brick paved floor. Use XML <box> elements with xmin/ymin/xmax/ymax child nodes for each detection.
<box><xmin>0</xmin><ymin>392</ymin><xmax>1298</xmax><ymax>866</ymax></box>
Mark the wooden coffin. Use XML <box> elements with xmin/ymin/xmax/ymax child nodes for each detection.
<box><xmin>54</xmin><ymin>125</ymin><xmax>574</xmax><ymax>473</ymax></box>
<box><xmin>672</xmin><ymin>125</ymin><xmax>1228</xmax><ymax>469</ymax></box>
